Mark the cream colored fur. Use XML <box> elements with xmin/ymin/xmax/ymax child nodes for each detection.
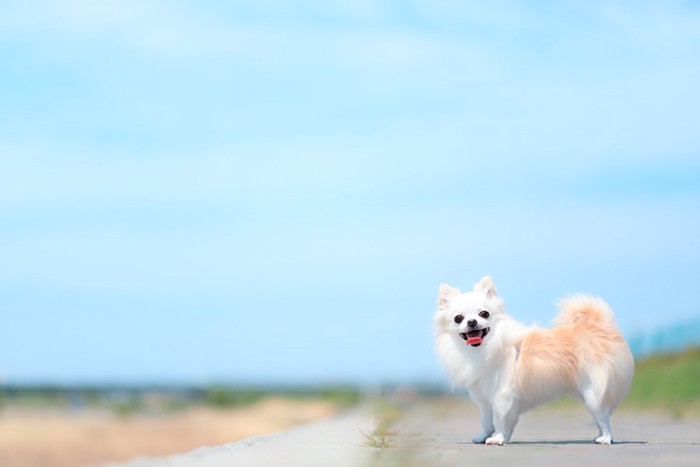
<box><xmin>434</xmin><ymin>276</ymin><xmax>634</xmax><ymax>445</ymax></box>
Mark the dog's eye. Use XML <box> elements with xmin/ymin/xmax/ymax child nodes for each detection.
<box><xmin>479</xmin><ymin>310</ymin><xmax>490</xmax><ymax>319</ymax></box>
<box><xmin>454</xmin><ymin>315</ymin><xmax>464</xmax><ymax>324</ymax></box>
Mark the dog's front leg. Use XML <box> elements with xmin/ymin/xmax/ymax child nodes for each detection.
<box><xmin>485</xmin><ymin>393</ymin><xmax>519</xmax><ymax>446</ymax></box>
<box><xmin>472</xmin><ymin>403</ymin><xmax>495</xmax><ymax>444</ymax></box>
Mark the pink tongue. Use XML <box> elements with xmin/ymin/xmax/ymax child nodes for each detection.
<box><xmin>466</xmin><ymin>337</ymin><xmax>483</xmax><ymax>345</ymax></box>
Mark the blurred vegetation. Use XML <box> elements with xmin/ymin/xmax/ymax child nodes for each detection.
<box><xmin>624</xmin><ymin>347</ymin><xmax>700</xmax><ymax>417</ymax></box>
<box><xmin>203</xmin><ymin>387</ymin><xmax>263</xmax><ymax>408</ymax></box>
<box><xmin>3</xmin><ymin>349</ymin><xmax>697</xmax><ymax>418</ymax></box>
<box><xmin>202</xmin><ymin>385</ymin><xmax>360</xmax><ymax>409</ymax></box>
<box><xmin>0</xmin><ymin>383</ymin><xmax>361</xmax><ymax>416</ymax></box>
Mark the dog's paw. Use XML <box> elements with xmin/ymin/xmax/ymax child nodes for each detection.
<box><xmin>472</xmin><ymin>433</ymin><xmax>489</xmax><ymax>444</ymax></box>
<box><xmin>485</xmin><ymin>434</ymin><xmax>505</xmax><ymax>446</ymax></box>
<box><xmin>595</xmin><ymin>435</ymin><xmax>612</xmax><ymax>445</ymax></box>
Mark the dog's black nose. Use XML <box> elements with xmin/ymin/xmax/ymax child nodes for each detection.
<box><xmin>467</xmin><ymin>319</ymin><xmax>477</xmax><ymax>328</ymax></box>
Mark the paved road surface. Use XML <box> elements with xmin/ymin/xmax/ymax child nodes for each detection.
<box><xmin>106</xmin><ymin>399</ymin><xmax>700</xmax><ymax>467</ymax></box>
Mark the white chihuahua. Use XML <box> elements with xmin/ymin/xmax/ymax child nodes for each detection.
<box><xmin>434</xmin><ymin>276</ymin><xmax>634</xmax><ymax>445</ymax></box>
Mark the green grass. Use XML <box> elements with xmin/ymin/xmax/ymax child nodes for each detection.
<box><xmin>624</xmin><ymin>347</ymin><xmax>700</xmax><ymax>416</ymax></box>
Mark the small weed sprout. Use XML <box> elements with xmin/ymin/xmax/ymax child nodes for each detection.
<box><xmin>360</xmin><ymin>415</ymin><xmax>397</xmax><ymax>448</ymax></box>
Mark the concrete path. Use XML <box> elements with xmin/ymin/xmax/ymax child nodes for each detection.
<box><xmin>381</xmin><ymin>400</ymin><xmax>700</xmax><ymax>467</ymax></box>
<box><xmin>105</xmin><ymin>399</ymin><xmax>700</xmax><ymax>467</ymax></box>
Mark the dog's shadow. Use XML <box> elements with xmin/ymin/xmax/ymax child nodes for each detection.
<box><xmin>511</xmin><ymin>439</ymin><xmax>647</xmax><ymax>446</ymax></box>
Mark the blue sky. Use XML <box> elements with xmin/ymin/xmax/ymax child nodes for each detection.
<box><xmin>1</xmin><ymin>1</ymin><xmax>699</xmax><ymax>385</ymax></box>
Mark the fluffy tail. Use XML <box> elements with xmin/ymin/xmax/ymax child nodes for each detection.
<box><xmin>553</xmin><ymin>295</ymin><xmax>616</xmax><ymax>328</ymax></box>
<box><xmin>554</xmin><ymin>295</ymin><xmax>634</xmax><ymax>412</ymax></box>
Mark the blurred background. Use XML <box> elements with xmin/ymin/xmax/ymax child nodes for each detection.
<box><xmin>1</xmin><ymin>1</ymin><xmax>699</xmax><ymax>465</ymax></box>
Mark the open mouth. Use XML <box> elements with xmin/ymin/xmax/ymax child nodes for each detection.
<box><xmin>459</xmin><ymin>327</ymin><xmax>490</xmax><ymax>347</ymax></box>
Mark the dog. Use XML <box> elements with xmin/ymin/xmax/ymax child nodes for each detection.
<box><xmin>434</xmin><ymin>276</ymin><xmax>634</xmax><ymax>445</ymax></box>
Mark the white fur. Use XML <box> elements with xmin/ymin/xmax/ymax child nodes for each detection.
<box><xmin>434</xmin><ymin>276</ymin><xmax>634</xmax><ymax>445</ymax></box>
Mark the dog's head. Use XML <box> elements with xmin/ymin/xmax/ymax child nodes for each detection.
<box><xmin>434</xmin><ymin>276</ymin><xmax>504</xmax><ymax>348</ymax></box>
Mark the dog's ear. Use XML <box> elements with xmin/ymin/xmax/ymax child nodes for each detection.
<box><xmin>437</xmin><ymin>284</ymin><xmax>460</xmax><ymax>309</ymax></box>
<box><xmin>473</xmin><ymin>276</ymin><xmax>498</xmax><ymax>299</ymax></box>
